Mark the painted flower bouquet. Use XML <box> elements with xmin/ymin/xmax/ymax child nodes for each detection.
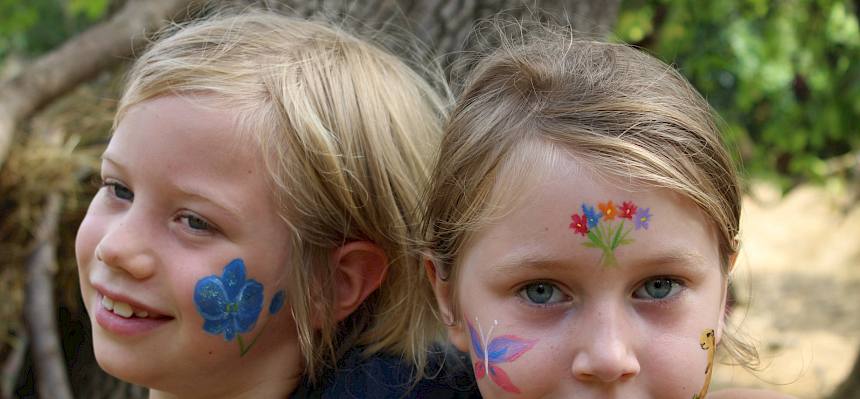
<box><xmin>569</xmin><ymin>200</ymin><xmax>651</xmax><ymax>267</ymax></box>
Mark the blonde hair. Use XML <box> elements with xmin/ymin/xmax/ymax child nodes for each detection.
<box><xmin>420</xmin><ymin>23</ymin><xmax>758</xmax><ymax>368</ymax></box>
<box><xmin>118</xmin><ymin>11</ymin><xmax>446</xmax><ymax>380</ymax></box>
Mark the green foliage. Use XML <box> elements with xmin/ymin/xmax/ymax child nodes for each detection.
<box><xmin>616</xmin><ymin>0</ymin><xmax>860</xmax><ymax>187</ymax></box>
<box><xmin>0</xmin><ymin>0</ymin><xmax>109</xmax><ymax>62</ymax></box>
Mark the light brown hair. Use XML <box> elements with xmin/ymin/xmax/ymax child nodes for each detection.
<box><xmin>118</xmin><ymin>11</ymin><xmax>446</xmax><ymax>380</ymax></box>
<box><xmin>420</xmin><ymin>22</ymin><xmax>757</xmax><ymax>367</ymax></box>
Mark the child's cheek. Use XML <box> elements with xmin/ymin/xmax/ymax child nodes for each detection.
<box><xmin>641</xmin><ymin>328</ymin><xmax>716</xmax><ymax>399</ymax></box>
<box><xmin>189</xmin><ymin>258</ymin><xmax>288</xmax><ymax>357</ymax></box>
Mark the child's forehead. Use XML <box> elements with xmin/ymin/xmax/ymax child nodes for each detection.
<box><xmin>487</xmin><ymin>142</ymin><xmax>655</xmax><ymax>215</ymax></box>
<box><xmin>463</xmin><ymin>144</ymin><xmax>720</xmax><ymax>271</ymax></box>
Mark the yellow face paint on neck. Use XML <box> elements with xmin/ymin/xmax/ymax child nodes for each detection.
<box><xmin>694</xmin><ymin>329</ymin><xmax>716</xmax><ymax>399</ymax></box>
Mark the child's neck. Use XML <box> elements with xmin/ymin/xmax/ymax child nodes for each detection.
<box><xmin>148</xmin><ymin>370</ymin><xmax>302</xmax><ymax>399</ymax></box>
<box><xmin>147</xmin><ymin>340</ymin><xmax>304</xmax><ymax>399</ymax></box>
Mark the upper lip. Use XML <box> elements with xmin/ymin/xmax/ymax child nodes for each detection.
<box><xmin>91</xmin><ymin>283</ymin><xmax>172</xmax><ymax>318</ymax></box>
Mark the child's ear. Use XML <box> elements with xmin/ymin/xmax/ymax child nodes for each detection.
<box><xmin>716</xmin><ymin>252</ymin><xmax>739</xmax><ymax>344</ymax></box>
<box><xmin>424</xmin><ymin>258</ymin><xmax>469</xmax><ymax>353</ymax></box>
<box><xmin>331</xmin><ymin>241</ymin><xmax>388</xmax><ymax>322</ymax></box>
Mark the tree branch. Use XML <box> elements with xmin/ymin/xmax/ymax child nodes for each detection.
<box><xmin>1</xmin><ymin>335</ymin><xmax>28</xmax><ymax>399</ymax></box>
<box><xmin>0</xmin><ymin>0</ymin><xmax>202</xmax><ymax>168</ymax></box>
<box><xmin>23</xmin><ymin>193</ymin><xmax>70</xmax><ymax>399</ymax></box>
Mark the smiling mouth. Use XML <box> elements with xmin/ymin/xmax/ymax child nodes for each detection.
<box><xmin>100</xmin><ymin>295</ymin><xmax>168</xmax><ymax>320</ymax></box>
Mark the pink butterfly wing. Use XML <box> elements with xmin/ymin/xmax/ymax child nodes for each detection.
<box><xmin>474</xmin><ymin>361</ymin><xmax>486</xmax><ymax>379</ymax></box>
<box><xmin>489</xmin><ymin>365</ymin><xmax>522</xmax><ymax>394</ymax></box>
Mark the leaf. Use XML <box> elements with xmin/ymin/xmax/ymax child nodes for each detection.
<box><xmin>587</xmin><ymin>230</ymin><xmax>604</xmax><ymax>249</ymax></box>
<box><xmin>610</xmin><ymin>221</ymin><xmax>625</xmax><ymax>249</ymax></box>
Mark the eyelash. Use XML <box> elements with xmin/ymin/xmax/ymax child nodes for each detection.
<box><xmin>632</xmin><ymin>277</ymin><xmax>686</xmax><ymax>302</ymax></box>
<box><xmin>515</xmin><ymin>277</ymin><xmax>686</xmax><ymax>308</ymax></box>
<box><xmin>516</xmin><ymin>281</ymin><xmax>572</xmax><ymax>308</ymax></box>
<box><xmin>100</xmin><ymin>178</ymin><xmax>218</xmax><ymax>235</ymax></box>
<box><xmin>101</xmin><ymin>179</ymin><xmax>134</xmax><ymax>201</ymax></box>
<box><xmin>176</xmin><ymin>212</ymin><xmax>215</xmax><ymax>234</ymax></box>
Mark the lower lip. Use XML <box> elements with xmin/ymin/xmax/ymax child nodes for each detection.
<box><xmin>94</xmin><ymin>301</ymin><xmax>172</xmax><ymax>336</ymax></box>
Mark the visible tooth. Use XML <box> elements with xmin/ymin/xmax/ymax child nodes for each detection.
<box><xmin>113</xmin><ymin>301</ymin><xmax>133</xmax><ymax>318</ymax></box>
<box><xmin>134</xmin><ymin>310</ymin><xmax>149</xmax><ymax>318</ymax></box>
<box><xmin>101</xmin><ymin>296</ymin><xmax>114</xmax><ymax>311</ymax></box>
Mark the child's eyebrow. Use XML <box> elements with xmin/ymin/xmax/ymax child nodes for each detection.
<box><xmin>101</xmin><ymin>153</ymin><xmax>242</xmax><ymax>221</ymax></box>
<box><xmin>489</xmin><ymin>250</ymin><xmax>711</xmax><ymax>275</ymax></box>
<box><xmin>629</xmin><ymin>251</ymin><xmax>710</xmax><ymax>272</ymax></box>
<box><xmin>490</xmin><ymin>254</ymin><xmax>581</xmax><ymax>276</ymax></box>
<box><xmin>173</xmin><ymin>185</ymin><xmax>243</xmax><ymax>222</ymax></box>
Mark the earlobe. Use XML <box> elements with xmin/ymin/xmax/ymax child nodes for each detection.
<box><xmin>424</xmin><ymin>258</ymin><xmax>469</xmax><ymax>352</ymax></box>
<box><xmin>331</xmin><ymin>241</ymin><xmax>389</xmax><ymax>322</ymax></box>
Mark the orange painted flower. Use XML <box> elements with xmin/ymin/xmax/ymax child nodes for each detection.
<box><xmin>598</xmin><ymin>201</ymin><xmax>618</xmax><ymax>221</ymax></box>
<box><xmin>619</xmin><ymin>201</ymin><xmax>637</xmax><ymax>220</ymax></box>
<box><xmin>569</xmin><ymin>213</ymin><xmax>589</xmax><ymax>236</ymax></box>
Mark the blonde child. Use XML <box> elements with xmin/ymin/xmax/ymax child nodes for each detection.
<box><xmin>420</xmin><ymin>25</ymin><xmax>793</xmax><ymax>399</ymax></box>
<box><xmin>74</xmin><ymin>11</ymin><xmax>474</xmax><ymax>398</ymax></box>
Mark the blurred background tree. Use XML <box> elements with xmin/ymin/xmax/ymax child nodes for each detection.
<box><xmin>615</xmin><ymin>0</ymin><xmax>859</xmax><ymax>188</ymax></box>
<box><xmin>0</xmin><ymin>0</ymin><xmax>110</xmax><ymax>63</ymax></box>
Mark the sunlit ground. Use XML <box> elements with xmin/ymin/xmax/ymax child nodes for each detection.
<box><xmin>712</xmin><ymin>181</ymin><xmax>860</xmax><ymax>398</ymax></box>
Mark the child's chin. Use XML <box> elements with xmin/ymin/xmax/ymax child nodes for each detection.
<box><xmin>92</xmin><ymin>335</ymin><xmax>164</xmax><ymax>388</ymax></box>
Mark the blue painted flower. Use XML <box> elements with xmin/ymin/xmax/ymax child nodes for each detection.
<box><xmin>269</xmin><ymin>289</ymin><xmax>286</xmax><ymax>315</ymax></box>
<box><xmin>634</xmin><ymin>207</ymin><xmax>652</xmax><ymax>230</ymax></box>
<box><xmin>581</xmin><ymin>204</ymin><xmax>602</xmax><ymax>228</ymax></box>
<box><xmin>194</xmin><ymin>259</ymin><xmax>264</xmax><ymax>341</ymax></box>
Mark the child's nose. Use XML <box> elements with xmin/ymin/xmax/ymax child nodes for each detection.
<box><xmin>570</xmin><ymin>307</ymin><xmax>640</xmax><ymax>383</ymax></box>
<box><xmin>95</xmin><ymin>212</ymin><xmax>157</xmax><ymax>280</ymax></box>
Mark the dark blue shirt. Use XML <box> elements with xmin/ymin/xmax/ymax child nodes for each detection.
<box><xmin>290</xmin><ymin>347</ymin><xmax>481</xmax><ymax>399</ymax></box>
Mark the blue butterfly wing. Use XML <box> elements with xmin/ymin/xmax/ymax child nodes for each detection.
<box><xmin>467</xmin><ymin>320</ymin><xmax>485</xmax><ymax>359</ymax></box>
<box><xmin>486</xmin><ymin>335</ymin><xmax>535</xmax><ymax>364</ymax></box>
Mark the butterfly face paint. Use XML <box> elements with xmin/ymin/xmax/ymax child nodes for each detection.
<box><xmin>193</xmin><ymin>258</ymin><xmax>287</xmax><ymax>356</ymax></box>
<box><xmin>569</xmin><ymin>200</ymin><xmax>652</xmax><ymax>267</ymax></box>
<box><xmin>693</xmin><ymin>328</ymin><xmax>716</xmax><ymax>399</ymax></box>
<box><xmin>467</xmin><ymin>317</ymin><xmax>537</xmax><ymax>394</ymax></box>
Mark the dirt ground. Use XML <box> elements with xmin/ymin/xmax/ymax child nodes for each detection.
<box><xmin>711</xmin><ymin>181</ymin><xmax>860</xmax><ymax>398</ymax></box>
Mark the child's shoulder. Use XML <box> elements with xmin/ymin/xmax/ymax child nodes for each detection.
<box><xmin>290</xmin><ymin>346</ymin><xmax>480</xmax><ymax>399</ymax></box>
<box><xmin>709</xmin><ymin>388</ymin><xmax>798</xmax><ymax>399</ymax></box>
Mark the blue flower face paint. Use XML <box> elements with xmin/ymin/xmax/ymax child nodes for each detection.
<box><xmin>269</xmin><ymin>289</ymin><xmax>286</xmax><ymax>315</ymax></box>
<box><xmin>194</xmin><ymin>259</ymin><xmax>264</xmax><ymax>341</ymax></box>
<box><xmin>194</xmin><ymin>259</ymin><xmax>286</xmax><ymax>356</ymax></box>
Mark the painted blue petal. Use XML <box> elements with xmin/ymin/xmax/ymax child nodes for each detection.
<box><xmin>202</xmin><ymin>318</ymin><xmax>227</xmax><ymax>335</ymax></box>
<box><xmin>269</xmin><ymin>290</ymin><xmax>286</xmax><ymax>315</ymax></box>
<box><xmin>234</xmin><ymin>280</ymin><xmax>264</xmax><ymax>333</ymax></box>
<box><xmin>222</xmin><ymin>320</ymin><xmax>236</xmax><ymax>341</ymax></box>
<box><xmin>221</xmin><ymin>259</ymin><xmax>246</xmax><ymax>300</ymax></box>
<box><xmin>467</xmin><ymin>321</ymin><xmax>485</xmax><ymax>359</ymax></box>
<box><xmin>194</xmin><ymin>276</ymin><xmax>229</xmax><ymax>320</ymax></box>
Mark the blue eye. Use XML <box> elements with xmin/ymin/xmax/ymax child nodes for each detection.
<box><xmin>181</xmin><ymin>214</ymin><xmax>212</xmax><ymax>231</ymax></box>
<box><xmin>103</xmin><ymin>181</ymin><xmax>134</xmax><ymax>201</ymax></box>
<box><xmin>634</xmin><ymin>278</ymin><xmax>681</xmax><ymax>300</ymax></box>
<box><xmin>518</xmin><ymin>282</ymin><xmax>567</xmax><ymax>305</ymax></box>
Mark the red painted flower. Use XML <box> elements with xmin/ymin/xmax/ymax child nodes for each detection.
<box><xmin>569</xmin><ymin>213</ymin><xmax>589</xmax><ymax>236</ymax></box>
<box><xmin>598</xmin><ymin>201</ymin><xmax>618</xmax><ymax>221</ymax></box>
<box><xmin>620</xmin><ymin>201</ymin><xmax>637</xmax><ymax>220</ymax></box>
